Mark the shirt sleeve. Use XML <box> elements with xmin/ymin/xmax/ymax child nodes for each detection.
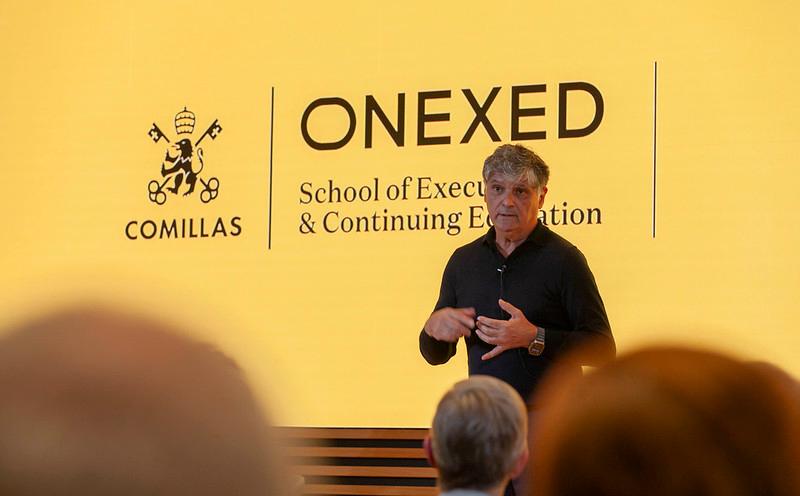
<box><xmin>542</xmin><ymin>246</ymin><xmax>615</xmax><ymax>365</ymax></box>
<box><xmin>419</xmin><ymin>252</ymin><xmax>459</xmax><ymax>365</ymax></box>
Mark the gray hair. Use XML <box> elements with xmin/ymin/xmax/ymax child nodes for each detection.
<box><xmin>431</xmin><ymin>375</ymin><xmax>528</xmax><ymax>492</ymax></box>
<box><xmin>483</xmin><ymin>144</ymin><xmax>550</xmax><ymax>191</ymax></box>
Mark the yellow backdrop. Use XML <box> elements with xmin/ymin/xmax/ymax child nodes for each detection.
<box><xmin>1</xmin><ymin>0</ymin><xmax>798</xmax><ymax>426</ymax></box>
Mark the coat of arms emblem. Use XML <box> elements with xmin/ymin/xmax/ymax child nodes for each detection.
<box><xmin>147</xmin><ymin>108</ymin><xmax>222</xmax><ymax>205</ymax></box>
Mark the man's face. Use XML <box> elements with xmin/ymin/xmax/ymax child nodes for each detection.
<box><xmin>484</xmin><ymin>173</ymin><xmax>547</xmax><ymax>237</ymax></box>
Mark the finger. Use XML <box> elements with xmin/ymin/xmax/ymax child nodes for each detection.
<box><xmin>445</xmin><ymin>320</ymin><xmax>472</xmax><ymax>338</ymax></box>
<box><xmin>475</xmin><ymin>329</ymin><xmax>497</xmax><ymax>344</ymax></box>
<box><xmin>452</xmin><ymin>311</ymin><xmax>475</xmax><ymax>329</ymax></box>
<box><xmin>476</xmin><ymin>316</ymin><xmax>505</xmax><ymax>329</ymax></box>
<box><xmin>498</xmin><ymin>299</ymin><xmax>523</xmax><ymax>318</ymax></box>
<box><xmin>481</xmin><ymin>345</ymin><xmax>506</xmax><ymax>361</ymax></box>
<box><xmin>475</xmin><ymin>322</ymin><xmax>499</xmax><ymax>337</ymax></box>
<box><xmin>475</xmin><ymin>321</ymin><xmax>496</xmax><ymax>336</ymax></box>
<box><xmin>458</xmin><ymin>307</ymin><xmax>477</xmax><ymax>318</ymax></box>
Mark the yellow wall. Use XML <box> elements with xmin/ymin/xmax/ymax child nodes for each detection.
<box><xmin>1</xmin><ymin>0</ymin><xmax>798</xmax><ymax>426</ymax></box>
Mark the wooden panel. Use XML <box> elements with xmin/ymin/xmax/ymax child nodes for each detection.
<box><xmin>304</xmin><ymin>484</ymin><xmax>437</xmax><ymax>496</ymax></box>
<box><xmin>288</xmin><ymin>446</ymin><xmax>426</xmax><ymax>458</ymax></box>
<box><xmin>283</xmin><ymin>427</ymin><xmax>437</xmax><ymax>496</ymax></box>
<box><xmin>278</xmin><ymin>427</ymin><xmax>428</xmax><ymax>440</ymax></box>
<box><xmin>302</xmin><ymin>465</ymin><xmax>437</xmax><ymax>478</ymax></box>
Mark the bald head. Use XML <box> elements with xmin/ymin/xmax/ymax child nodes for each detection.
<box><xmin>0</xmin><ymin>307</ymin><xmax>282</xmax><ymax>496</ymax></box>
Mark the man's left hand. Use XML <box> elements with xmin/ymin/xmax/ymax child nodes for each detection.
<box><xmin>475</xmin><ymin>299</ymin><xmax>538</xmax><ymax>360</ymax></box>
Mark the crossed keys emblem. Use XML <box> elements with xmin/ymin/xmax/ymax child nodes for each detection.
<box><xmin>146</xmin><ymin>107</ymin><xmax>222</xmax><ymax>205</ymax></box>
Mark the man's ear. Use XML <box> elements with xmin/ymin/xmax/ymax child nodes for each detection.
<box><xmin>538</xmin><ymin>186</ymin><xmax>548</xmax><ymax>208</ymax></box>
<box><xmin>510</xmin><ymin>448</ymin><xmax>529</xmax><ymax>479</ymax></box>
<box><xmin>423</xmin><ymin>435</ymin><xmax>437</xmax><ymax>468</ymax></box>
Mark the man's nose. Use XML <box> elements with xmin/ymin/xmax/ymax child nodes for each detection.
<box><xmin>501</xmin><ymin>192</ymin><xmax>514</xmax><ymax>206</ymax></box>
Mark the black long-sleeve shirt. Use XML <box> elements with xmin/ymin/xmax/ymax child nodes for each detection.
<box><xmin>419</xmin><ymin>223</ymin><xmax>614</xmax><ymax>404</ymax></box>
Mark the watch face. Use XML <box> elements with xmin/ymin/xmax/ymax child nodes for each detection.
<box><xmin>528</xmin><ymin>328</ymin><xmax>545</xmax><ymax>356</ymax></box>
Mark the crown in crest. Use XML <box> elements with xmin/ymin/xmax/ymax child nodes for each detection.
<box><xmin>175</xmin><ymin>107</ymin><xmax>196</xmax><ymax>135</ymax></box>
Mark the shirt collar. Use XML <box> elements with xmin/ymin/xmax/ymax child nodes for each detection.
<box><xmin>482</xmin><ymin>222</ymin><xmax>549</xmax><ymax>251</ymax></box>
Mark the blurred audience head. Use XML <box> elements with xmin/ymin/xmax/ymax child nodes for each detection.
<box><xmin>427</xmin><ymin>375</ymin><xmax>528</xmax><ymax>495</ymax></box>
<box><xmin>530</xmin><ymin>346</ymin><xmax>800</xmax><ymax>496</ymax></box>
<box><xmin>0</xmin><ymin>306</ymin><xmax>284</xmax><ymax>496</ymax></box>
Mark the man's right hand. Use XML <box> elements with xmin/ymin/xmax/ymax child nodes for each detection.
<box><xmin>424</xmin><ymin>307</ymin><xmax>476</xmax><ymax>342</ymax></box>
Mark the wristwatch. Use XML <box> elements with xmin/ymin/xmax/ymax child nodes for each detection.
<box><xmin>527</xmin><ymin>327</ymin><xmax>546</xmax><ymax>356</ymax></box>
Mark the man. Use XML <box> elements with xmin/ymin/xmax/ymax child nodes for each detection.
<box><xmin>530</xmin><ymin>347</ymin><xmax>800</xmax><ymax>496</ymax></box>
<box><xmin>419</xmin><ymin>144</ymin><xmax>614</xmax><ymax>405</ymax></box>
<box><xmin>0</xmin><ymin>306</ymin><xmax>286</xmax><ymax>496</ymax></box>
<box><xmin>425</xmin><ymin>375</ymin><xmax>529</xmax><ymax>496</ymax></box>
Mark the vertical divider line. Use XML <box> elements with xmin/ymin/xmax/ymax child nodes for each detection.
<box><xmin>268</xmin><ymin>87</ymin><xmax>275</xmax><ymax>250</ymax></box>
<box><xmin>652</xmin><ymin>61</ymin><xmax>658</xmax><ymax>239</ymax></box>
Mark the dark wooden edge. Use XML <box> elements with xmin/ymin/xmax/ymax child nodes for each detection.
<box><xmin>277</xmin><ymin>427</ymin><xmax>429</xmax><ymax>440</ymax></box>
<box><xmin>304</xmin><ymin>484</ymin><xmax>438</xmax><ymax>495</ymax></box>
<box><xmin>301</xmin><ymin>466</ymin><xmax>436</xmax><ymax>478</ymax></box>
<box><xmin>287</xmin><ymin>447</ymin><xmax>426</xmax><ymax>458</ymax></box>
